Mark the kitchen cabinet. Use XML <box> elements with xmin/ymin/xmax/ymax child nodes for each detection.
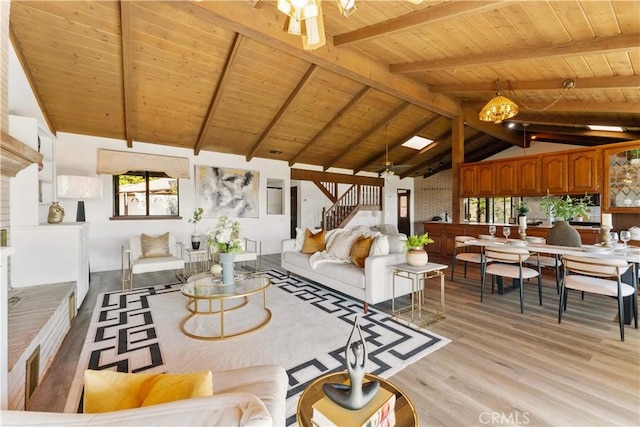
<box><xmin>477</xmin><ymin>163</ymin><xmax>493</xmax><ymax>196</ymax></box>
<box><xmin>568</xmin><ymin>150</ymin><xmax>599</xmax><ymax>193</ymax></box>
<box><xmin>459</xmin><ymin>164</ymin><xmax>476</xmax><ymax>197</ymax></box>
<box><xmin>517</xmin><ymin>157</ymin><xmax>541</xmax><ymax>195</ymax></box>
<box><xmin>603</xmin><ymin>141</ymin><xmax>640</xmax><ymax>212</ymax></box>
<box><xmin>494</xmin><ymin>160</ymin><xmax>518</xmax><ymax>195</ymax></box>
<box><xmin>541</xmin><ymin>154</ymin><xmax>568</xmax><ymax>194</ymax></box>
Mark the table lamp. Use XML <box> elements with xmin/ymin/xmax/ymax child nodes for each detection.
<box><xmin>57</xmin><ymin>175</ymin><xmax>103</xmax><ymax>222</ymax></box>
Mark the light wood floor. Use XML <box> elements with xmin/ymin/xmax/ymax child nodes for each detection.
<box><xmin>30</xmin><ymin>254</ymin><xmax>639</xmax><ymax>426</ymax></box>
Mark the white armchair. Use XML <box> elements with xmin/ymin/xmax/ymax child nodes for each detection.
<box><xmin>121</xmin><ymin>233</ymin><xmax>185</xmax><ymax>292</ymax></box>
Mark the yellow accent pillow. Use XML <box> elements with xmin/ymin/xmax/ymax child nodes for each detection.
<box><xmin>83</xmin><ymin>370</ymin><xmax>212</xmax><ymax>413</ymax></box>
<box><xmin>301</xmin><ymin>228</ymin><xmax>325</xmax><ymax>254</ymax></box>
<box><xmin>350</xmin><ymin>235</ymin><xmax>373</xmax><ymax>268</ymax></box>
<box><xmin>141</xmin><ymin>232</ymin><xmax>171</xmax><ymax>258</ymax></box>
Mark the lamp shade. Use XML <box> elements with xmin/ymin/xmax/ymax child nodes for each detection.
<box><xmin>479</xmin><ymin>95</ymin><xmax>519</xmax><ymax>124</ymax></box>
<box><xmin>57</xmin><ymin>175</ymin><xmax>103</xmax><ymax>199</ymax></box>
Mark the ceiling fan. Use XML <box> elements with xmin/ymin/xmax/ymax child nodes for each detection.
<box><xmin>376</xmin><ymin>124</ymin><xmax>409</xmax><ymax>177</ymax></box>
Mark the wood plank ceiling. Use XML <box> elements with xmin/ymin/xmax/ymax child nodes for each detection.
<box><xmin>9</xmin><ymin>1</ymin><xmax>640</xmax><ymax>178</ymax></box>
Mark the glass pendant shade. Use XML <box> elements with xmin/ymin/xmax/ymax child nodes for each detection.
<box><xmin>336</xmin><ymin>0</ymin><xmax>357</xmax><ymax>17</ymax></box>
<box><xmin>479</xmin><ymin>95</ymin><xmax>519</xmax><ymax>124</ymax></box>
<box><xmin>277</xmin><ymin>0</ymin><xmax>319</xmax><ymax>21</ymax></box>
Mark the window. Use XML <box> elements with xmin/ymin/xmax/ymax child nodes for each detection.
<box><xmin>113</xmin><ymin>171</ymin><xmax>179</xmax><ymax>218</ymax></box>
<box><xmin>464</xmin><ymin>197</ymin><xmax>517</xmax><ymax>223</ymax></box>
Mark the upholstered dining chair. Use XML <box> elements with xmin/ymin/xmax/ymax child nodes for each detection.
<box><xmin>481</xmin><ymin>245</ymin><xmax>542</xmax><ymax>313</ymax></box>
<box><xmin>451</xmin><ymin>236</ymin><xmax>490</xmax><ymax>280</ymax></box>
<box><xmin>528</xmin><ymin>254</ymin><xmax>562</xmax><ymax>293</ymax></box>
<box><xmin>559</xmin><ymin>255</ymin><xmax>636</xmax><ymax>341</ymax></box>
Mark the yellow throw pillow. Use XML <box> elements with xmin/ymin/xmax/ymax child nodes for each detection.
<box><xmin>350</xmin><ymin>235</ymin><xmax>373</xmax><ymax>268</ymax></box>
<box><xmin>83</xmin><ymin>370</ymin><xmax>212</xmax><ymax>413</ymax></box>
<box><xmin>141</xmin><ymin>232</ymin><xmax>171</xmax><ymax>258</ymax></box>
<box><xmin>301</xmin><ymin>228</ymin><xmax>326</xmax><ymax>254</ymax></box>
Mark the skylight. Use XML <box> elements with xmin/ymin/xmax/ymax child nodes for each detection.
<box><xmin>588</xmin><ymin>125</ymin><xmax>624</xmax><ymax>132</ymax></box>
<box><xmin>402</xmin><ymin>136</ymin><xmax>434</xmax><ymax>150</ymax></box>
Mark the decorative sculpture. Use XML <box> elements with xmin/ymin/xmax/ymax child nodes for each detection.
<box><xmin>322</xmin><ymin>316</ymin><xmax>380</xmax><ymax>410</ymax></box>
<box><xmin>47</xmin><ymin>201</ymin><xmax>65</xmax><ymax>224</ymax></box>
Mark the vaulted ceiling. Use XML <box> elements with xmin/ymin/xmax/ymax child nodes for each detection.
<box><xmin>9</xmin><ymin>1</ymin><xmax>640</xmax><ymax>178</ymax></box>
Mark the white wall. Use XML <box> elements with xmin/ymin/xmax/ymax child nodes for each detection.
<box><xmin>55</xmin><ymin>133</ymin><xmax>291</xmax><ymax>271</ymax></box>
<box><xmin>487</xmin><ymin>140</ymin><xmax>577</xmax><ymax>160</ymax></box>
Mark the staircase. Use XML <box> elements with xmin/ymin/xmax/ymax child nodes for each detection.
<box><xmin>321</xmin><ymin>184</ymin><xmax>382</xmax><ymax>230</ymax></box>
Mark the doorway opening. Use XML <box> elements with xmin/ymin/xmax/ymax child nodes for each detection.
<box><xmin>397</xmin><ymin>189</ymin><xmax>411</xmax><ymax>236</ymax></box>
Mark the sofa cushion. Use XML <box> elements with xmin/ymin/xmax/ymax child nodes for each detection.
<box><xmin>369</xmin><ymin>234</ymin><xmax>390</xmax><ymax>256</ymax></box>
<box><xmin>387</xmin><ymin>234</ymin><xmax>407</xmax><ymax>254</ymax></box>
<box><xmin>350</xmin><ymin>235</ymin><xmax>373</xmax><ymax>268</ymax></box>
<box><xmin>327</xmin><ymin>230</ymin><xmax>359</xmax><ymax>260</ymax></box>
<box><xmin>301</xmin><ymin>228</ymin><xmax>325</xmax><ymax>254</ymax></box>
<box><xmin>140</xmin><ymin>233</ymin><xmax>171</xmax><ymax>258</ymax></box>
<box><xmin>83</xmin><ymin>370</ymin><xmax>212</xmax><ymax>413</ymax></box>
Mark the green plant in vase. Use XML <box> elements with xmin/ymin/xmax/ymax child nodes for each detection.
<box><xmin>404</xmin><ymin>233</ymin><xmax>435</xmax><ymax>267</ymax></box>
<box><xmin>188</xmin><ymin>207</ymin><xmax>204</xmax><ymax>249</ymax></box>
<box><xmin>541</xmin><ymin>192</ymin><xmax>593</xmax><ymax>247</ymax></box>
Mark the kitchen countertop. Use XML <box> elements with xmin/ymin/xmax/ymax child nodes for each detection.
<box><xmin>423</xmin><ymin>221</ymin><xmax>602</xmax><ymax>230</ymax></box>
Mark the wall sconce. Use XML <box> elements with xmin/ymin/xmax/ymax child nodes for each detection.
<box><xmin>57</xmin><ymin>175</ymin><xmax>103</xmax><ymax>222</ymax></box>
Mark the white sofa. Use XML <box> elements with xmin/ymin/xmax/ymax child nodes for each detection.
<box><xmin>1</xmin><ymin>365</ymin><xmax>288</xmax><ymax>427</ymax></box>
<box><xmin>281</xmin><ymin>228</ymin><xmax>413</xmax><ymax>312</ymax></box>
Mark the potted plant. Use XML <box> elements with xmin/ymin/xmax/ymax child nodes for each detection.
<box><xmin>404</xmin><ymin>232</ymin><xmax>435</xmax><ymax>266</ymax></box>
<box><xmin>207</xmin><ymin>216</ymin><xmax>245</xmax><ymax>284</ymax></box>
<box><xmin>188</xmin><ymin>207</ymin><xmax>204</xmax><ymax>249</ymax></box>
<box><xmin>540</xmin><ymin>192</ymin><xmax>592</xmax><ymax>247</ymax></box>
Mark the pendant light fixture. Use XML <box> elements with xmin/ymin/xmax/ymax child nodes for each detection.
<box><xmin>479</xmin><ymin>78</ymin><xmax>519</xmax><ymax>124</ymax></box>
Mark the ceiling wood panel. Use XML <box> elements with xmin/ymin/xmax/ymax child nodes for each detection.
<box><xmin>9</xmin><ymin>0</ymin><xmax>640</xmax><ymax>178</ymax></box>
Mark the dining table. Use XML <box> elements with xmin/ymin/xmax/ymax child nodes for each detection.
<box><xmin>464</xmin><ymin>237</ymin><xmax>639</xmax><ymax>324</ymax></box>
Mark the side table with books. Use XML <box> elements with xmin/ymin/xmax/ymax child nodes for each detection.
<box><xmin>296</xmin><ymin>372</ymin><xmax>417</xmax><ymax>427</ymax></box>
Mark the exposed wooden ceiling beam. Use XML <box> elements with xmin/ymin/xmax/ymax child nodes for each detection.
<box><xmin>463</xmin><ymin>100</ymin><xmax>639</xmax><ymax>114</ymax></box>
<box><xmin>8</xmin><ymin>26</ymin><xmax>55</xmax><ymax>134</ymax></box>
<box><xmin>463</xmin><ymin>108</ymin><xmax>523</xmax><ymax>147</ymax></box>
<box><xmin>334</xmin><ymin>1</ymin><xmax>507</xmax><ymax>46</ymax></box>
<box><xmin>288</xmin><ymin>86</ymin><xmax>371</xmax><ymax>166</ymax></box>
<box><xmin>515</xmin><ymin>124</ymin><xmax>640</xmax><ymax>141</ymax></box>
<box><xmin>507</xmin><ymin>115</ymin><xmax>640</xmax><ymax>129</ymax></box>
<box><xmin>465</xmin><ymin>140</ymin><xmax>512</xmax><ymax>162</ymax></box>
<box><xmin>353</xmin><ymin>115</ymin><xmax>443</xmax><ymax>174</ymax></box>
<box><xmin>189</xmin><ymin>1</ymin><xmax>459</xmax><ymax>118</ymax></box>
<box><xmin>247</xmin><ymin>64</ymin><xmax>318</xmax><ymax>161</ymax></box>
<box><xmin>430</xmin><ymin>76</ymin><xmax>640</xmax><ymax>93</ymax></box>
<box><xmin>323</xmin><ymin>102</ymin><xmax>410</xmax><ymax>171</ymax></box>
<box><xmin>530</xmin><ymin>133</ymin><xmax>624</xmax><ymax>146</ymax></box>
<box><xmin>195</xmin><ymin>33</ymin><xmax>244</xmax><ymax>156</ymax></box>
<box><xmin>119</xmin><ymin>1</ymin><xmax>133</xmax><ymax>148</ymax></box>
<box><xmin>391</xmin><ymin>32</ymin><xmax>640</xmax><ymax>73</ymax></box>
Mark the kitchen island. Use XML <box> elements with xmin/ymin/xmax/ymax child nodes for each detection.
<box><xmin>423</xmin><ymin>221</ymin><xmax>602</xmax><ymax>257</ymax></box>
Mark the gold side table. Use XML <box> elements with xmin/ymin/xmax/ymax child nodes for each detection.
<box><xmin>296</xmin><ymin>372</ymin><xmax>418</xmax><ymax>427</ymax></box>
<box><xmin>391</xmin><ymin>262</ymin><xmax>448</xmax><ymax>326</ymax></box>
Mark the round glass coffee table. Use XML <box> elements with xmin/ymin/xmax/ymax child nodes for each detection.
<box><xmin>180</xmin><ymin>273</ymin><xmax>271</xmax><ymax>340</ymax></box>
<box><xmin>296</xmin><ymin>372</ymin><xmax>418</xmax><ymax>427</ymax></box>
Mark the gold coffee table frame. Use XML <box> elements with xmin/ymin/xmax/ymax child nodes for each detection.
<box><xmin>296</xmin><ymin>372</ymin><xmax>418</xmax><ymax>427</ymax></box>
<box><xmin>180</xmin><ymin>274</ymin><xmax>271</xmax><ymax>340</ymax></box>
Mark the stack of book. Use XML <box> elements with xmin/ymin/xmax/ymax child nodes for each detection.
<box><xmin>311</xmin><ymin>387</ymin><xmax>396</xmax><ymax>427</ymax></box>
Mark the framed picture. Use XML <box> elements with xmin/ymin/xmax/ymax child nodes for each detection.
<box><xmin>194</xmin><ymin>165</ymin><xmax>260</xmax><ymax>218</ymax></box>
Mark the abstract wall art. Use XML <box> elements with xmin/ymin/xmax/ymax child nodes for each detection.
<box><xmin>194</xmin><ymin>166</ymin><xmax>260</xmax><ymax>218</ymax></box>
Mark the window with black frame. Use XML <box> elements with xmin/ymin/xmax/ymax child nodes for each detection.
<box><xmin>464</xmin><ymin>197</ymin><xmax>516</xmax><ymax>223</ymax></box>
<box><xmin>112</xmin><ymin>171</ymin><xmax>179</xmax><ymax>218</ymax></box>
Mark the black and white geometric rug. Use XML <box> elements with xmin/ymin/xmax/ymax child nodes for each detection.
<box><xmin>65</xmin><ymin>269</ymin><xmax>450</xmax><ymax>425</ymax></box>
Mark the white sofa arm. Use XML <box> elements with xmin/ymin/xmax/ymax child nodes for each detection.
<box><xmin>363</xmin><ymin>253</ymin><xmax>406</xmax><ymax>305</ymax></box>
<box><xmin>281</xmin><ymin>239</ymin><xmax>297</xmax><ymax>253</ymax></box>
<box><xmin>0</xmin><ymin>393</ymin><xmax>273</xmax><ymax>427</ymax></box>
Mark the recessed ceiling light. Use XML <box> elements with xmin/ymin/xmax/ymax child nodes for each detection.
<box><xmin>588</xmin><ymin>125</ymin><xmax>624</xmax><ymax>132</ymax></box>
<box><xmin>402</xmin><ymin>136</ymin><xmax>434</xmax><ymax>150</ymax></box>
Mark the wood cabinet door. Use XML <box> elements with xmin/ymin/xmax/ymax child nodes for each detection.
<box><xmin>459</xmin><ymin>165</ymin><xmax>476</xmax><ymax>197</ymax></box>
<box><xmin>477</xmin><ymin>163</ymin><xmax>494</xmax><ymax>195</ymax></box>
<box><xmin>494</xmin><ymin>160</ymin><xmax>517</xmax><ymax>196</ymax></box>
<box><xmin>541</xmin><ymin>154</ymin><xmax>568</xmax><ymax>194</ymax></box>
<box><xmin>569</xmin><ymin>150</ymin><xmax>600</xmax><ymax>193</ymax></box>
<box><xmin>517</xmin><ymin>157</ymin><xmax>541</xmax><ymax>195</ymax></box>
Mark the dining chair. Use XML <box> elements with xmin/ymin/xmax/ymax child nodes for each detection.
<box><xmin>481</xmin><ymin>246</ymin><xmax>542</xmax><ymax>313</ymax></box>
<box><xmin>528</xmin><ymin>254</ymin><xmax>562</xmax><ymax>293</ymax></box>
<box><xmin>559</xmin><ymin>255</ymin><xmax>636</xmax><ymax>341</ymax></box>
<box><xmin>451</xmin><ymin>236</ymin><xmax>489</xmax><ymax>280</ymax></box>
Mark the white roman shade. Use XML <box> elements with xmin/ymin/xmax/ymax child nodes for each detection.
<box><xmin>97</xmin><ymin>149</ymin><xmax>190</xmax><ymax>179</ymax></box>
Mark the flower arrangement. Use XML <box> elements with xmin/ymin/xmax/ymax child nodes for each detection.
<box><xmin>404</xmin><ymin>232</ymin><xmax>435</xmax><ymax>250</ymax></box>
<box><xmin>188</xmin><ymin>207</ymin><xmax>204</xmax><ymax>232</ymax></box>
<box><xmin>207</xmin><ymin>215</ymin><xmax>244</xmax><ymax>254</ymax></box>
